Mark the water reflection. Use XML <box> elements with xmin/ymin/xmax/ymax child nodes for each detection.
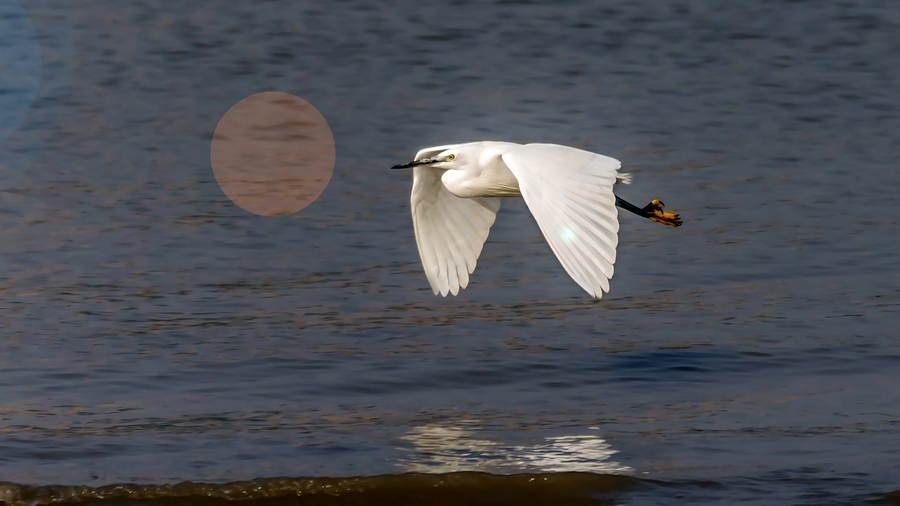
<box><xmin>399</xmin><ymin>423</ymin><xmax>631</xmax><ymax>474</ymax></box>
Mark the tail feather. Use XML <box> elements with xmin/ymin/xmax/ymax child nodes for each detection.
<box><xmin>616</xmin><ymin>172</ymin><xmax>632</xmax><ymax>185</ymax></box>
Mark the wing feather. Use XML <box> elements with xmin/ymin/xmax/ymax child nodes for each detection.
<box><xmin>436</xmin><ymin>209</ymin><xmax>465</xmax><ymax>294</ymax></box>
<box><xmin>538</xmin><ymin>194</ymin><xmax>600</xmax><ymax>284</ymax></box>
<box><xmin>411</xmin><ymin>166</ymin><xmax>500</xmax><ymax>296</ymax></box>
<box><xmin>501</xmin><ymin>143</ymin><xmax>622</xmax><ymax>298</ymax></box>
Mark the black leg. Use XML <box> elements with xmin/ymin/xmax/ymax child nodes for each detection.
<box><xmin>615</xmin><ymin>196</ymin><xmax>646</xmax><ymax>216</ymax></box>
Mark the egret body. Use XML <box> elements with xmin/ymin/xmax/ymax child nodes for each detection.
<box><xmin>392</xmin><ymin>141</ymin><xmax>680</xmax><ymax>298</ymax></box>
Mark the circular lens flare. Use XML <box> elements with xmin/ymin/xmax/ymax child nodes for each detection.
<box><xmin>210</xmin><ymin>92</ymin><xmax>335</xmax><ymax>216</ymax></box>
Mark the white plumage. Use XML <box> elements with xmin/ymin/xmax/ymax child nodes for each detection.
<box><xmin>393</xmin><ymin>141</ymin><xmax>664</xmax><ymax>299</ymax></box>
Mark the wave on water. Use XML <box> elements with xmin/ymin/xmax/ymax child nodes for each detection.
<box><xmin>0</xmin><ymin>473</ymin><xmax>643</xmax><ymax>506</ymax></box>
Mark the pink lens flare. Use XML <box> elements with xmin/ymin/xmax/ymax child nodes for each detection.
<box><xmin>210</xmin><ymin>92</ymin><xmax>335</xmax><ymax>216</ymax></box>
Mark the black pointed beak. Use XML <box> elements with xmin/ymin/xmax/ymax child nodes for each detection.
<box><xmin>391</xmin><ymin>157</ymin><xmax>438</xmax><ymax>169</ymax></box>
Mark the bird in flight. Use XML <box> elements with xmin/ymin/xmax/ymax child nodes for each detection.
<box><xmin>392</xmin><ymin>141</ymin><xmax>681</xmax><ymax>298</ymax></box>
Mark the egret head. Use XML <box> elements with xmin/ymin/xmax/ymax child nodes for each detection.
<box><xmin>391</xmin><ymin>151</ymin><xmax>458</xmax><ymax>170</ymax></box>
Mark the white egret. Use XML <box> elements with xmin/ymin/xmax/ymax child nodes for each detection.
<box><xmin>392</xmin><ymin>141</ymin><xmax>681</xmax><ymax>298</ymax></box>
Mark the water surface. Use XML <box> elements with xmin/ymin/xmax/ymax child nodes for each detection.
<box><xmin>1</xmin><ymin>0</ymin><xmax>898</xmax><ymax>504</ymax></box>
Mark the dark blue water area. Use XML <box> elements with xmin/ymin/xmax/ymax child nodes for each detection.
<box><xmin>0</xmin><ymin>0</ymin><xmax>72</xmax><ymax>181</ymax></box>
<box><xmin>0</xmin><ymin>0</ymin><xmax>899</xmax><ymax>504</ymax></box>
<box><xmin>0</xmin><ymin>0</ymin><xmax>42</xmax><ymax>142</ymax></box>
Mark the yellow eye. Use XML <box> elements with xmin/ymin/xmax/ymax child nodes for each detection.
<box><xmin>446</xmin><ymin>154</ymin><xmax>455</xmax><ymax>161</ymax></box>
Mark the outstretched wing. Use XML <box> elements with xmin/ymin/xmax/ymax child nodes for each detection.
<box><xmin>411</xmin><ymin>166</ymin><xmax>501</xmax><ymax>296</ymax></box>
<box><xmin>501</xmin><ymin>143</ymin><xmax>621</xmax><ymax>298</ymax></box>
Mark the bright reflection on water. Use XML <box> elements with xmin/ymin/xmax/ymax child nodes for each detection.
<box><xmin>400</xmin><ymin>423</ymin><xmax>631</xmax><ymax>474</ymax></box>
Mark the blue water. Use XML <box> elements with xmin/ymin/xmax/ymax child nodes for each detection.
<box><xmin>0</xmin><ymin>0</ymin><xmax>898</xmax><ymax>504</ymax></box>
<box><xmin>0</xmin><ymin>0</ymin><xmax>41</xmax><ymax>142</ymax></box>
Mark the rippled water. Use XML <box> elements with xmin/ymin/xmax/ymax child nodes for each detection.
<box><xmin>1</xmin><ymin>0</ymin><xmax>899</xmax><ymax>504</ymax></box>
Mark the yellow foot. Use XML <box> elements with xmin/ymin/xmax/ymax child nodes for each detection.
<box><xmin>644</xmin><ymin>199</ymin><xmax>683</xmax><ymax>227</ymax></box>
